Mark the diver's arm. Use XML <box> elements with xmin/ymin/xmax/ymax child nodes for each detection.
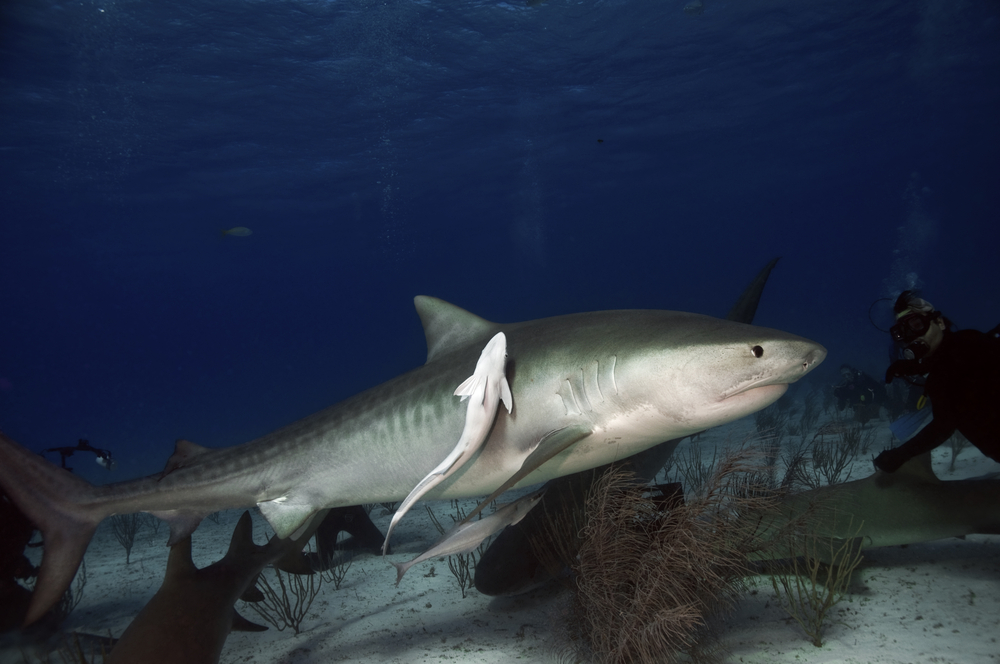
<box><xmin>874</xmin><ymin>417</ymin><xmax>954</xmax><ymax>473</ymax></box>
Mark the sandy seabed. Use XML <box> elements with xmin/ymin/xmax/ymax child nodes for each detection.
<box><xmin>3</xmin><ymin>415</ymin><xmax>999</xmax><ymax>664</ymax></box>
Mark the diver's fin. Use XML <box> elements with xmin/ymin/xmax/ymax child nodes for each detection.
<box><xmin>889</xmin><ymin>409</ymin><xmax>933</xmax><ymax>442</ymax></box>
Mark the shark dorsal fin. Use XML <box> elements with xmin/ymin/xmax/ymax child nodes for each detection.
<box><xmin>414</xmin><ymin>296</ymin><xmax>498</xmax><ymax>363</ymax></box>
<box><xmin>164</xmin><ymin>535</ymin><xmax>197</xmax><ymax>580</ymax></box>
<box><xmin>163</xmin><ymin>439</ymin><xmax>211</xmax><ymax>475</ymax></box>
<box><xmin>223</xmin><ymin>511</ymin><xmax>259</xmax><ymax>563</ymax></box>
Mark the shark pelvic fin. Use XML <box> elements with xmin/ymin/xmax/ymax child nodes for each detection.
<box><xmin>257</xmin><ymin>495</ymin><xmax>320</xmax><ymax>540</ymax></box>
<box><xmin>414</xmin><ymin>295</ymin><xmax>498</xmax><ymax>363</ymax></box>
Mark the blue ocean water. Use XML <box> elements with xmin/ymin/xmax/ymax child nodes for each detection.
<box><xmin>1</xmin><ymin>0</ymin><xmax>998</xmax><ymax>484</ymax></box>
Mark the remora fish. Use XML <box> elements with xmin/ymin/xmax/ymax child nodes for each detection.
<box><xmin>0</xmin><ymin>295</ymin><xmax>825</xmax><ymax>623</ymax></box>
<box><xmin>383</xmin><ymin>331</ymin><xmax>512</xmax><ymax>555</ymax></box>
<box><xmin>391</xmin><ymin>489</ymin><xmax>545</xmax><ymax>585</ymax></box>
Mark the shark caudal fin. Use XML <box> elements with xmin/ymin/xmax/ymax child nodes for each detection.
<box><xmin>0</xmin><ymin>432</ymin><xmax>105</xmax><ymax>624</ymax></box>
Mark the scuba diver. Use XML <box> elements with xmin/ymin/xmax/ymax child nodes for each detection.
<box><xmin>833</xmin><ymin>363</ymin><xmax>887</xmax><ymax>424</ymax></box>
<box><xmin>874</xmin><ymin>291</ymin><xmax>1000</xmax><ymax>473</ymax></box>
<box><xmin>42</xmin><ymin>438</ymin><xmax>116</xmax><ymax>472</ymax></box>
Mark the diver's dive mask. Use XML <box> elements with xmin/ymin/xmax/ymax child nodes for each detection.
<box><xmin>890</xmin><ymin>312</ymin><xmax>934</xmax><ymax>343</ymax></box>
<box><xmin>891</xmin><ymin>311</ymin><xmax>938</xmax><ymax>360</ymax></box>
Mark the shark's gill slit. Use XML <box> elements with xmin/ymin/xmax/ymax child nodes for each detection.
<box><xmin>585</xmin><ymin>359</ymin><xmax>604</xmax><ymax>403</ymax></box>
<box><xmin>558</xmin><ymin>378</ymin><xmax>583</xmax><ymax>416</ymax></box>
<box><xmin>574</xmin><ymin>370</ymin><xmax>593</xmax><ymax>412</ymax></box>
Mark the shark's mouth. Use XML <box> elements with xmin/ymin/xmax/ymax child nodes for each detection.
<box><xmin>721</xmin><ymin>382</ymin><xmax>788</xmax><ymax>409</ymax></box>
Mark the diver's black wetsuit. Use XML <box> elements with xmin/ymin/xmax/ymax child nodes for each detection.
<box><xmin>875</xmin><ymin>327</ymin><xmax>1000</xmax><ymax>472</ymax></box>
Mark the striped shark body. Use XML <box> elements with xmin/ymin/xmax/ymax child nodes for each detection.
<box><xmin>0</xmin><ymin>295</ymin><xmax>825</xmax><ymax>623</ymax></box>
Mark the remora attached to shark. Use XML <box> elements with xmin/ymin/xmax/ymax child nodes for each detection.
<box><xmin>383</xmin><ymin>331</ymin><xmax>512</xmax><ymax>555</ymax></box>
<box><xmin>0</xmin><ymin>295</ymin><xmax>825</xmax><ymax>623</ymax></box>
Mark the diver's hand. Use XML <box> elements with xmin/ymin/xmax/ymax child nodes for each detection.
<box><xmin>873</xmin><ymin>448</ymin><xmax>907</xmax><ymax>473</ymax></box>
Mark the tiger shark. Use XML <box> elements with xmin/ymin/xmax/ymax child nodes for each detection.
<box><xmin>0</xmin><ymin>295</ymin><xmax>825</xmax><ymax>624</ymax></box>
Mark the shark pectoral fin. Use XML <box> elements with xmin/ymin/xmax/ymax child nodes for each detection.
<box><xmin>231</xmin><ymin>608</ymin><xmax>269</xmax><ymax>632</ymax></box>
<box><xmin>240</xmin><ymin>578</ymin><xmax>265</xmax><ymax>602</ymax></box>
<box><xmin>500</xmin><ymin>377</ymin><xmax>513</xmax><ymax>414</ymax></box>
<box><xmin>463</xmin><ymin>425</ymin><xmax>591</xmax><ymax>523</ymax></box>
<box><xmin>257</xmin><ymin>496</ymin><xmax>319</xmax><ymax>540</ymax></box>
<box><xmin>161</xmin><ymin>439</ymin><xmax>212</xmax><ymax>477</ymax></box>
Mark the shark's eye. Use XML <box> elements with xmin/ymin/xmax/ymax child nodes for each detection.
<box><xmin>751</xmin><ymin>345</ymin><xmax>764</xmax><ymax>358</ymax></box>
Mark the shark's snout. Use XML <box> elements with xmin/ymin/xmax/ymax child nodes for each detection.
<box><xmin>799</xmin><ymin>345</ymin><xmax>827</xmax><ymax>375</ymax></box>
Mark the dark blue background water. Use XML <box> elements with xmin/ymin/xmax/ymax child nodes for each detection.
<box><xmin>2</xmin><ymin>0</ymin><xmax>998</xmax><ymax>483</ymax></box>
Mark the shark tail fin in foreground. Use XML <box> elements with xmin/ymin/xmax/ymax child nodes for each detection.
<box><xmin>0</xmin><ymin>432</ymin><xmax>106</xmax><ymax>625</ymax></box>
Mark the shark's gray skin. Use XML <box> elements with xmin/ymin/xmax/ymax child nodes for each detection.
<box><xmin>0</xmin><ymin>294</ymin><xmax>825</xmax><ymax>623</ymax></box>
<box><xmin>757</xmin><ymin>453</ymin><xmax>1000</xmax><ymax>562</ymax></box>
<box><xmin>475</xmin><ymin>258</ymin><xmax>781</xmax><ymax>596</ymax></box>
<box><xmin>107</xmin><ymin>512</ymin><xmax>303</xmax><ymax>664</ymax></box>
<box><xmin>391</xmin><ymin>489</ymin><xmax>545</xmax><ymax>585</ymax></box>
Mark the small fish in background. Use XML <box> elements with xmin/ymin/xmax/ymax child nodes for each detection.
<box><xmin>221</xmin><ymin>227</ymin><xmax>252</xmax><ymax>237</ymax></box>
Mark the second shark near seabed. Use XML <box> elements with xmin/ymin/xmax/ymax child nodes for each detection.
<box><xmin>0</xmin><ymin>293</ymin><xmax>825</xmax><ymax>623</ymax></box>
<box><xmin>755</xmin><ymin>452</ymin><xmax>1000</xmax><ymax>562</ymax></box>
<box><xmin>382</xmin><ymin>331</ymin><xmax>512</xmax><ymax>556</ymax></box>
<box><xmin>106</xmin><ymin>511</ymin><xmax>314</xmax><ymax>664</ymax></box>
